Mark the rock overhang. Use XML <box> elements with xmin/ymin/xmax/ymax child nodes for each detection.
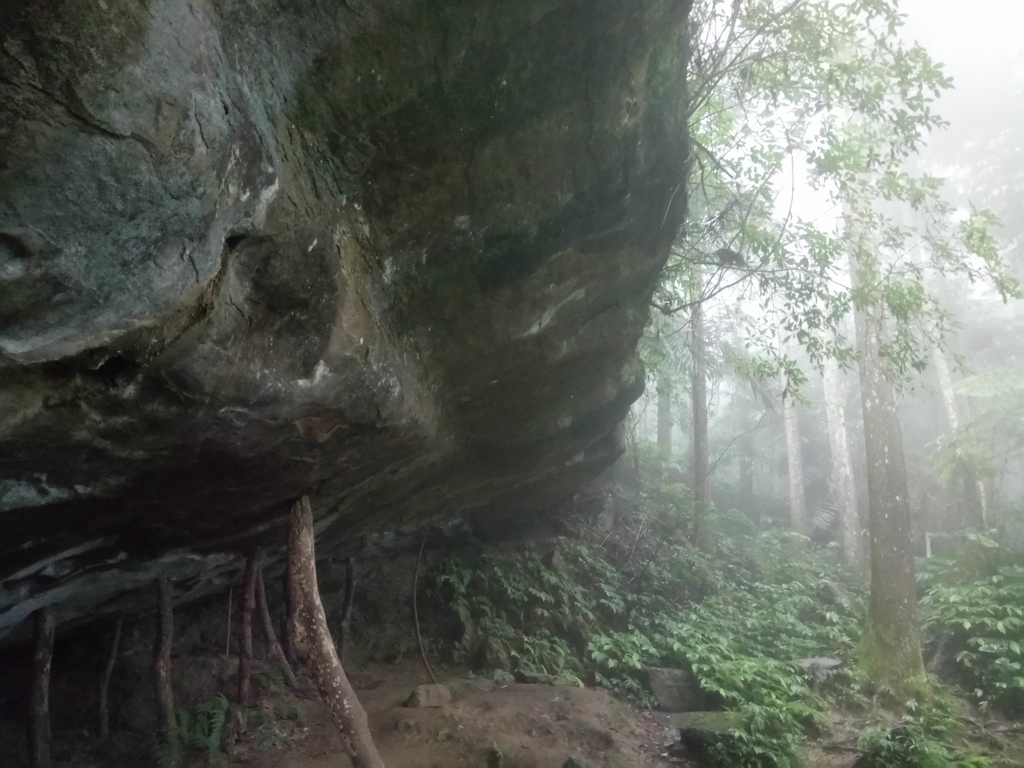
<box><xmin>0</xmin><ymin>0</ymin><xmax>692</xmax><ymax>644</ymax></box>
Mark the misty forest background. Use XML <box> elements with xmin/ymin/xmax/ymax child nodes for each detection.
<box><xmin>432</xmin><ymin>1</ymin><xmax>1024</xmax><ymax>766</ymax></box>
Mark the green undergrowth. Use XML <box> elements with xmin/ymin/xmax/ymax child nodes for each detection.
<box><xmin>156</xmin><ymin>693</ymin><xmax>229</xmax><ymax>768</ymax></box>
<box><xmin>920</xmin><ymin>531</ymin><xmax>1024</xmax><ymax>715</ymax></box>
<box><xmin>431</xmin><ymin>466</ymin><xmax>1020</xmax><ymax>766</ymax></box>
<box><xmin>434</xmin><ymin>479</ymin><xmax>870</xmax><ymax>766</ymax></box>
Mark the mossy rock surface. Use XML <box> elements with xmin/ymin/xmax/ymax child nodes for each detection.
<box><xmin>0</xmin><ymin>0</ymin><xmax>693</xmax><ymax>644</ymax></box>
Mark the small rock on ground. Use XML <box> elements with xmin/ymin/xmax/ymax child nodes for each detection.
<box><xmin>406</xmin><ymin>683</ymin><xmax>452</xmax><ymax>708</ymax></box>
<box><xmin>795</xmin><ymin>657</ymin><xmax>842</xmax><ymax>681</ymax></box>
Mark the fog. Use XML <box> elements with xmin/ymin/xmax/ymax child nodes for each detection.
<box><xmin>635</xmin><ymin>2</ymin><xmax>1024</xmax><ymax>755</ymax></box>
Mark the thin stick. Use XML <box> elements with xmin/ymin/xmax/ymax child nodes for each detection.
<box><xmin>338</xmin><ymin>558</ymin><xmax>356</xmax><ymax>663</ymax></box>
<box><xmin>622</xmin><ymin>510</ymin><xmax>651</xmax><ymax>566</ymax></box>
<box><xmin>224</xmin><ymin>586</ymin><xmax>232</xmax><ymax>661</ymax></box>
<box><xmin>29</xmin><ymin>608</ymin><xmax>54</xmax><ymax>768</ymax></box>
<box><xmin>153</xmin><ymin>579</ymin><xmax>176</xmax><ymax>753</ymax></box>
<box><xmin>98</xmin><ymin>614</ymin><xmax>122</xmax><ymax>740</ymax></box>
<box><xmin>237</xmin><ymin>552</ymin><xmax>258</xmax><ymax>706</ymax></box>
<box><xmin>255</xmin><ymin>566</ymin><xmax>298</xmax><ymax>688</ymax></box>
<box><xmin>413</xmin><ymin>528</ymin><xmax>438</xmax><ymax>684</ymax></box>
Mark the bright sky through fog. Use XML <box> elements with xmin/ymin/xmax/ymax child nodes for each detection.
<box><xmin>774</xmin><ymin>0</ymin><xmax>1024</xmax><ymax>234</ymax></box>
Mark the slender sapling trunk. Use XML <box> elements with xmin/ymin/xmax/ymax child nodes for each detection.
<box><xmin>287</xmin><ymin>496</ymin><xmax>384</xmax><ymax>768</ymax></box>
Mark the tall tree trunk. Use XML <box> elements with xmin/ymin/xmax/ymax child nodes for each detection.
<box><xmin>656</xmin><ymin>370</ymin><xmax>673</xmax><ymax>461</ymax></box>
<box><xmin>848</xmin><ymin>201</ymin><xmax>927</xmax><ymax>698</ymax></box>
<box><xmin>933</xmin><ymin>343</ymin><xmax>989</xmax><ymax>528</ymax></box>
<box><xmin>28</xmin><ymin>608</ymin><xmax>54</xmax><ymax>768</ymax></box>
<box><xmin>237</xmin><ymin>551</ymin><xmax>258</xmax><ymax>706</ymax></box>
<box><xmin>778</xmin><ymin>331</ymin><xmax>807</xmax><ymax>535</ymax></box>
<box><xmin>691</xmin><ymin>291</ymin><xmax>712</xmax><ymax>548</ymax></box>
<box><xmin>153</xmin><ymin>578</ymin><xmax>177</xmax><ymax>754</ymax></box>
<box><xmin>823</xmin><ymin>350</ymin><xmax>865</xmax><ymax>569</ymax></box>
<box><xmin>288</xmin><ymin>497</ymin><xmax>384</xmax><ymax>768</ymax></box>
<box><xmin>98</xmin><ymin>614</ymin><xmax>122</xmax><ymax>740</ymax></box>
<box><xmin>255</xmin><ymin>567</ymin><xmax>298</xmax><ymax>689</ymax></box>
<box><xmin>737</xmin><ymin>397</ymin><xmax>755</xmax><ymax>503</ymax></box>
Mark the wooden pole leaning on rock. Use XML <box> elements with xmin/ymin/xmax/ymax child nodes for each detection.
<box><xmin>28</xmin><ymin>607</ymin><xmax>54</xmax><ymax>768</ymax></box>
<box><xmin>153</xmin><ymin>578</ymin><xmax>177</xmax><ymax>754</ymax></box>
<box><xmin>237</xmin><ymin>551</ymin><xmax>258</xmax><ymax>706</ymax></box>
<box><xmin>98</xmin><ymin>614</ymin><xmax>122</xmax><ymax>740</ymax></box>
<box><xmin>338</xmin><ymin>557</ymin><xmax>356</xmax><ymax>662</ymax></box>
<box><xmin>287</xmin><ymin>496</ymin><xmax>384</xmax><ymax>768</ymax></box>
<box><xmin>255</xmin><ymin>566</ymin><xmax>298</xmax><ymax>688</ymax></box>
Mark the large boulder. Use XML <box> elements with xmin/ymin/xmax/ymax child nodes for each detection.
<box><xmin>0</xmin><ymin>0</ymin><xmax>691</xmax><ymax>643</ymax></box>
<box><xmin>646</xmin><ymin>666</ymin><xmax>723</xmax><ymax>712</ymax></box>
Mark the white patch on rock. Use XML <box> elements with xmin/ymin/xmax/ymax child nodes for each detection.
<box><xmin>253</xmin><ymin>176</ymin><xmax>280</xmax><ymax>228</ymax></box>
<box><xmin>518</xmin><ymin>288</ymin><xmax>586</xmax><ymax>338</ymax></box>
<box><xmin>0</xmin><ymin>476</ymin><xmax>74</xmax><ymax>512</ymax></box>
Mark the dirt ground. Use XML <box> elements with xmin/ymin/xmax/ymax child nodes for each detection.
<box><xmin>24</xmin><ymin>656</ymin><xmax>1023</xmax><ymax>767</ymax></box>
<box><xmin>228</xmin><ymin>661</ymin><xmax>672</xmax><ymax>768</ymax></box>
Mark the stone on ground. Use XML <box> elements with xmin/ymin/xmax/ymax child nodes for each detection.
<box><xmin>795</xmin><ymin>657</ymin><xmax>843</xmax><ymax>681</ymax></box>
<box><xmin>406</xmin><ymin>684</ymin><xmax>451</xmax><ymax>708</ymax></box>
<box><xmin>646</xmin><ymin>666</ymin><xmax>721</xmax><ymax>712</ymax></box>
<box><xmin>665</xmin><ymin>711</ymin><xmax>746</xmax><ymax>759</ymax></box>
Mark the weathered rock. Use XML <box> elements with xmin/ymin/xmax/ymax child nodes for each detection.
<box><xmin>405</xmin><ymin>683</ymin><xmax>451</xmax><ymax>708</ymax></box>
<box><xmin>562</xmin><ymin>756</ymin><xmax>593</xmax><ymax>768</ymax></box>
<box><xmin>646</xmin><ymin>666</ymin><xmax>722</xmax><ymax>712</ymax></box>
<box><xmin>664</xmin><ymin>711</ymin><xmax>745</xmax><ymax>760</ymax></box>
<box><xmin>541</xmin><ymin>549</ymin><xmax>569</xmax><ymax>575</ymax></box>
<box><xmin>0</xmin><ymin>0</ymin><xmax>692</xmax><ymax>643</ymax></box>
<box><xmin>479</xmin><ymin>635</ymin><xmax>513</xmax><ymax>674</ymax></box>
<box><xmin>795</xmin><ymin>657</ymin><xmax>843</xmax><ymax>681</ymax></box>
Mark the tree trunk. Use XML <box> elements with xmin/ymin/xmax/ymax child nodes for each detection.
<box><xmin>153</xmin><ymin>578</ymin><xmax>177</xmax><ymax>753</ymax></box>
<box><xmin>933</xmin><ymin>343</ymin><xmax>988</xmax><ymax>528</ymax></box>
<box><xmin>28</xmin><ymin>608</ymin><xmax>54</xmax><ymax>768</ymax></box>
<box><xmin>237</xmin><ymin>551</ymin><xmax>258</xmax><ymax>706</ymax></box>
<box><xmin>283</xmin><ymin>558</ymin><xmax>298</xmax><ymax>669</ymax></box>
<box><xmin>823</xmin><ymin>350</ymin><xmax>865</xmax><ymax>569</ymax></box>
<box><xmin>98</xmin><ymin>614</ymin><xmax>122</xmax><ymax>740</ymax></box>
<box><xmin>848</xmin><ymin>201</ymin><xmax>927</xmax><ymax>698</ymax></box>
<box><xmin>781</xmin><ymin>393</ymin><xmax>807</xmax><ymax>535</ymax></box>
<box><xmin>288</xmin><ymin>497</ymin><xmax>385</xmax><ymax>768</ymax></box>
<box><xmin>738</xmin><ymin>450</ymin><xmax>754</xmax><ymax>501</ymax></box>
<box><xmin>255</xmin><ymin>567</ymin><xmax>298</xmax><ymax>689</ymax></box>
<box><xmin>691</xmin><ymin>292</ymin><xmax>712</xmax><ymax>548</ymax></box>
<box><xmin>737</xmin><ymin>397</ymin><xmax>755</xmax><ymax>503</ymax></box>
<box><xmin>778</xmin><ymin>332</ymin><xmax>807</xmax><ymax>535</ymax></box>
<box><xmin>656</xmin><ymin>370</ymin><xmax>673</xmax><ymax>461</ymax></box>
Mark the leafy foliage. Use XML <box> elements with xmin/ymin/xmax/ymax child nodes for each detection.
<box><xmin>435</xmin><ymin>486</ymin><xmax>865</xmax><ymax>766</ymax></box>
<box><xmin>921</xmin><ymin>537</ymin><xmax>1024</xmax><ymax>713</ymax></box>
<box><xmin>156</xmin><ymin>694</ymin><xmax>230</xmax><ymax>768</ymax></box>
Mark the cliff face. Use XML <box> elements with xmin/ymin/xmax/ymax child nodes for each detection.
<box><xmin>0</xmin><ymin>0</ymin><xmax>691</xmax><ymax>642</ymax></box>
